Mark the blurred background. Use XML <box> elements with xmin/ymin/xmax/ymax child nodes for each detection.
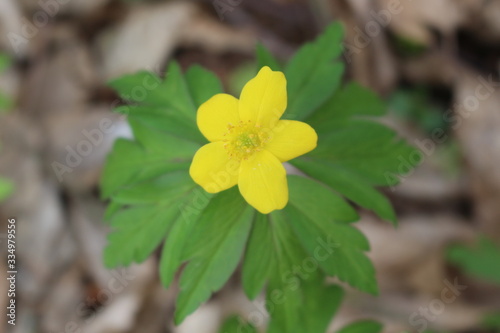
<box><xmin>0</xmin><ymin>0</ymin><xmax>500</xmax><ymax>332</ymax></box>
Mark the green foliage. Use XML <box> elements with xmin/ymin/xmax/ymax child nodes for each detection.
<box><xmin>292</xmin><ymin>82</ymin><xmax>421</xmax><ymax>224</ymax></box>
<box><xmin>101</xmin><ymin>22</ymin><xmax>418</xmax><ymax>332</ymax></box>
<box><xmin>336</xmin><ymin>320</ymin><xmax>383</xmax><ymax>333</ymax></box>
<box><xmin>219</xmin><ymin>316</ymin><xmax>257</xmax><ymax>333</ymax></box>
<box><xmin>301</xmin><ymin>275</ymin><xmax>344</xmax><ymax>333</ymax></box>
<box><xmin>228</xmin><ymin>62</ymin><xmax>256</xmax><ymax>96</ymax></box>
<box><xmin>285</xmin><ymin>177</ymin><xmax>377</xmax><ymax>294</ymax></box>
<box><xmin>0</xmin><ymin>54</ymin><xmax>13</xmax><ymax>112</ymax></box>
<box><xmin>0</xmin><ymin>135</ymin><xmax>14</xmax><ymax>201</ymax></box>
<box><xmin>448</xmin><ymin>237</ymin><xmax>500</xmax><ymax>332</ymax></box>
<box><xmin>391</xmin><ymin>34</ymin><xmax>429</xmax><ymax>57</ymax></box>
<box><xmin>282</xmin><ymin>23</ymin><xmax>419</xmax><ymax>224</ymax></box>
<box><xmin>241</xmin><ymin>177</ymin><xmax>355</xmax><ymax>332</ymax></box>
<box><xmin>284</xmin><ymin>23</ymin><xmax>344</xmax><ymax>121</ymax></box>
<box><xmin>389</xmin><ymin>87</ymin><xmax>448</xmax><ymax>134</ymax></box>
<box><xmin>0</xmin><ymin>178</ymin><xmax>14</xmax><ymax>201</ymax></box>
<box><xmin>447</xmin><ymin>236</ymin><xmax>500</xmax><ymax>284</ymax></box>
<box><xmin>482</xmin><ymin>313</ymin><xmax>500</xmax><ymax>331</ymax></box>
<box><xmin>0</xmin><ymin>54</ymin><xmax>11</xmax><ymax>72</ymax></box>
<box><xmin>256</xmin><ymin>43</ymin><xmax>281</xmax><ymax>71</ymax></box>
<box><xmin>175</xmin><ymin>188</ymin><xmax>254</xmax><ymax>323</ymax></box>
<box><xmin>103</xmin><ymin>170</ymin><xmax>200</xmax><ymax>267</ymax></box>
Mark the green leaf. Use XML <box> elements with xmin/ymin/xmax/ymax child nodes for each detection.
<box><xmin>288</xmin><ymin>176</ymin><xmax>358</xmax><ymax>223</ymax></box>
<box><xmin>109</xmin><ymin>62</ymin><xmax>217</xmax><ymax>144</ymax></box>
<box><xmin>174</xmin><ymin>187</ymin><xmax>255</xmax><ymax>324</ymax></box>
<box><xmin>247</xmin><ymin>205</ymin><xmax>349</xmax><ymax>333</ymax></box>
<box><xmin>0</xmin><ymin>178</ymin><xmax>14</xmax><ymax>201</ymax></box>
<box><xmin>0</xmin><ymin>55</ymin><xmax>13</xmax><ymax>111</ymax></box>
<box><xmin>129</xmin><ymin>117</ymin><xmax>200</xmax><ymax>156</ymax></box>
<box><xmin>117</xmin><ymin>104</ymin><xmax>204</xmax><ymax>144</ymax></box>
<box><xmin>109</xmin><ymin>62</ymin><xmax>195</xmax><ymax>116</ymax></box>
<box><xmin>286</xmin><ymin>176</ymin><xmax>378</xmax><ymax>294</ymax></box>
<box><xmin>302</xmin><ymin>274</ymin><xmax>344</xmax><ymax>333</ymax></box>
<box><xmin>242</xmin><ymin>213</ymin><xmax>274</xmax><ymax>299</ymax></box>
<box><xmin>185</xmin><ymin>65</ymin><xmax>224</xmax><ymax>108</ymax></box>
<box><xmin>219</xmin><ymin>316</ymin><xmax>257</xmax><ymax>333</ymax></box>
<box><xmin>228</xmin><ymin>63</ymin><xmax>256</xmax><ymax>97</ymax></box>
<box><xmin>108</xmin><ymin>71</ymin><xmax>163</xmax><ymax>104</ymax></box>
<box><xmin>307</xmin><ymin>83</ymin><xmax>386</xmax><ymax>130</ymax></box>
<box><xmin>104</xmin><ymin>171</ymin><xmax>198</xmax><ymax>267</ymax></box>
<box><xmin>100</xmin><ymin>118</ymin><xmax>200</xmax><ymax>199</ymax></box>
<box><xmin>291</xmin><ymin>158</ymin><xmax>397</xmax><ymax>224</ymax></box>
<box><xmin>0</xmin><ymin>54</ymin><xmax>11</xmax><ymax>73</ymax></box>
<box><xmin>389</xmin><ymin>88</ymin><xmax>448</xmax><ymax>134</ymax></box>
<box><xmin>111</xmin><ymin>171</ymin><xmax>196</xmax><ymax>205</ymax></box>
<box><xmin>391</xmin><ymin>33</ymin><xmax>429</xmax><ymax>57</ymax></box>
<box><xmin>103</xmin><ymin>201</ymin><xmax>122</xmax><ymax>221</ymax></box>
<box><xmin>160</xmin><ymin>188</ymin><xmax>214</xmax><ymax>288</ymax></box>
<box><xmin>104</xmin><ymin>205</ymin><xmax>174</xmax><ymax>267</ymax></box>
<box><xmin>336</xmin><ymin>320</ymin><xmax>383</xmax><ymax>333</ymax></box>
<box><xmin>309</xmin><ymin>119</ymin><xmax>421</xmax><ymax>187</ymax></box>
<box><xmin>285</xmin><ymin>22</ymin><xmax>345</xmax><ymax>120</ymax></box>
<box><xmin>266</xmin><ymin>211</ymin><xmax>309</xmax><ymax>333</ymax></box>
<box><xmin>447</xmin><ymin>236</ymin><xmax>500</xmax><ymax>284</ymax></box>
<box><xmin>291</xmin><ymin>83</ymin><xmax>420</xmax><ymax>223</ymax></box>
<box><xmin>482</xmin><ymin>313</ymin><xmax>500</xmax><ymax>330</ymax></box>
<box><xmin>100</xmin><ymin>138</ymin><xmax>191</xmax><ymax>198</ymax></box>
<box><xmin>256</xmin><ymin>43</ymin><xmax>281</xmax><ymax>71</ymax></box>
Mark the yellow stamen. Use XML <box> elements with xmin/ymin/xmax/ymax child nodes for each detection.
<box><xmin>222</xmin><ymin>120</ymin><xmax>270</xmax><ymax>161</ymax></box>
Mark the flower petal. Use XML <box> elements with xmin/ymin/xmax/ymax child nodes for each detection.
<box><xmin>197</xmin><ymin>93</ymin><xmax>240</xmax><ymax>142</ymax></box>
<box><xmin>190</xmin><ymin>142</ymin><xmax>240</xmax><ymax>193</ymax></box>
<box><xmin>239</xmin><ymin>66</ymin><xmax>287</xmax><ymax>130</ymax></box>
<box><xmin>238</xmin><ymin>150</ymin><xmax>288</xmax><ymax>214</ymax></box>
<box><xmin>265</xmin><ymin>120</ymin><xmax>318</xmax><ymax>162</ymax></box>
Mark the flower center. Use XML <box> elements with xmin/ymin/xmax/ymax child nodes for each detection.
<box><xmin>223</xmin><ymin>120</ymin><xmax>270</xmax><ymax>160</ymax></box>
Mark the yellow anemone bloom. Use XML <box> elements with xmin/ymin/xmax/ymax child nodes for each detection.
<box><xmin>189</xmin><ymin>66</ymin><xmax>318</xmax><ymax>214</ymax></box>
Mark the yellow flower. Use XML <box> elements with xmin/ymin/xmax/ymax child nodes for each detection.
<box><xmin>189</xmin><ymin>66</ymin><xmax>318</xmax><ymax>214</ymax></box>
